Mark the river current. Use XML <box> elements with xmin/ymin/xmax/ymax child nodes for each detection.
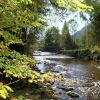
<box><xmin>33</xmin><ymin>51</ymin><xmax>100</xmax><ymax>100</ymax></box>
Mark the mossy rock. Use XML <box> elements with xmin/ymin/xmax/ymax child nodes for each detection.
<box><xmin>33</xmin><ymin>87</ymin><xmax>55</xmax><ymax>99</ymax></box>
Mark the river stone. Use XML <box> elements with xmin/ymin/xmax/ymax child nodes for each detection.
<box><xmin>37</xmin><ymin>61</ymin><xmax>42</xmax><ymax>64</ymax></box>
<box><xmin>87</xmin><ymin>83</ymin><xmax>95</xmax><ymax>87</ymax></box>
<box><xmin>59</xmin><ymin>87</ymin><xmax>74</xmax><ymax>92</ymax></box>
<box><xmin>52</xmin><ymin>94</ymin><xmax>58</xmax><ymax>100</ymax></box>
<box><xmin>44</xmin><ymin>61</ymin><xmax>47</xmax><ymax>64</ymax></box>
<box><xmin>52</xmin><ymin>70</ymin><xmax>59</xmax><ymax>73</ymax></box>
<box><xmin>46</xmin><ymin>83</ymin><xmax>52</xmax><ymax>86</ymax></box>
<box><xmin>83</xmin><ymin>82</ymin><xmax>95</xmax><ymax>87</ymax></box>
<box><xmin>67</xmin><ymin>91</ymin><xmax>79</xmax><ymax>98</ymax></box>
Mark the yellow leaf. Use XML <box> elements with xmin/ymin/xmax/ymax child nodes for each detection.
<box><xmin>13</xmin><ymin>74</ymin><xmax>18</xmax><ymax>77</ymax></box>
<box><xmin>0</xmin><ymin>94</ymin><xmax>7</xmax><ymax>99</ymax></box>
<box><xmin>28</xmin><ymin>79</ymin><xmax>33</xmax><ymax>83</ymax></box>
<box><xmin>0</xmin><ymin>82</ymin><xmax>3</xmax><ymax>88</ymax></box>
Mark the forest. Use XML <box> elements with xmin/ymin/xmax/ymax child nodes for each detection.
<box><xmin>0</xmin><ymin>0</ymin><xmax>100</xmax><ymax>100</ymax></box>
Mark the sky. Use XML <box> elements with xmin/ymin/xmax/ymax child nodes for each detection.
<box><xmin>45</xmin><ymin>4</ymin><xmax>90</xmax><ymax>35</ymax></box>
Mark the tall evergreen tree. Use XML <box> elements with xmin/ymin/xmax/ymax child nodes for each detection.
<box><xmin>61</xmin><ymin>21</ymin><xmax>76</xmax><ymax>50</ymax></box>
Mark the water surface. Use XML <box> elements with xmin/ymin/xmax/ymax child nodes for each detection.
<box><xmin>33</xmin><ymin>51</ymin><xmax>100</xmax><ymax>100</ymax></box>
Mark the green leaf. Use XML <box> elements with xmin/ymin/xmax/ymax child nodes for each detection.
<box><xmin>4</xmin><ymin>86</ymin><xmax>13</xmax><ymax>92</ymax></box>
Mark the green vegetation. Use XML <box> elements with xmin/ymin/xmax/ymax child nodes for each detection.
<box><xmin>71</xmin><ymin>0</ymin><xmax>100</xmax><ymax>60</ymax></box>
<box><xmin>76</xmin><ymin>0</ymin><xmax>100</xmax><ymax>49</ymax></box>
<box><xmin>61</xmin><ymin>21</ymin><xmax>77</xmax><ymax>51</ymax></box>
<box><xmin>42</xmin><ymin>0</ymin><xmax>100</xmax><ymax>60</ymax></box>
<box><xmin>44</xmin><ymin>27</ymin><xmax>60</xmax><ymax>52</ymax></box>
<box><xmin>0</xmin><ymin>0</ymin><xmax>46</xmax><ymax>99</ymax></box>
<box><xmin>42</xmin><ymin>22</ymin><xmax>77</xmax><ymax>52</ymax></box>
<box><xmin>0</xmin><ymin>0</ymin><xmax>98</xmax><ymax>99</ymax></box>
<box><xmin>51</xmin><ymin>0</ymin><xmax>93</xmax><ymax>12</ymax></box>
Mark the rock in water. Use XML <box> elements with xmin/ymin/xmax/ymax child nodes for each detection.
<box><xmin>59</xmin><ymin>87</ymin><xmax>74</xmax><ymax>92</ymax></box>
<box><xmin>67</xmin><ymin>91</ymin><xmax>79</xmax><ymax>98</ymax></box>
<box><xmin>87</xmin><ymin>83</ymin><xmax>95</xmax><ymax>87</ymax></box>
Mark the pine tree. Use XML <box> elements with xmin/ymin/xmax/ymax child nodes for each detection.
<box><xmin>61</xmin><ymin>21</ymin><xmax>76</xmax><ymax>50</ymax></box>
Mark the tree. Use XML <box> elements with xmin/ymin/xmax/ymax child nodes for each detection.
<box><xmin>92</xmin><ymin>3</ymin><xmax>100</xmax><ymax>47</ymax></box>
<box><xmin>61</xmin><ymin>21</ymin><xmax>76</xmax><ymax>50</ymax></box>
<box><xmin>44</xmin><ymin>27</ymin><xmax>60</xmax><ymax>52</ymax></box>
<box><xmin>0</xmin><ymin>0</ymin><xmax>47</xmax><ymax>53</ymax></box>
<box><xmin>25</xmin><ymin>27</ymin><xmax>44</xmax><ymax>54</ymax></box>
<box><xmin>0</xmin><ymin>0</ymin><xmax>94</xmax><ymax>99</ymax></box>
<box><xmin>80</xmin><ymin>24</ymin><xmax>96</xmax><ymax>48</ymax></box>
<box><xmin>84</xmin><ymin>0</ymin><xmax>100</xmax><ymax>47</ymax></box>
<box><xmin>81</xmin><ymin>32</ymin><xmax>88</xmax><ymax>48</ymax></box>
<box><xmin>0</xmin><ymin>0</ymin><xmax>47</xmax><ymax>98</ymax></box>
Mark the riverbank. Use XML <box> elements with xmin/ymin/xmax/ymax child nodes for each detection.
<box><xmin>0</xmin><ymin>48</ymin><xmax>58</xmax><ymax>99</ymax></box>
<box><xmin>61</xmin><ymin>48</ymin><xmax>100</xmax><ymax>61</ymax></box>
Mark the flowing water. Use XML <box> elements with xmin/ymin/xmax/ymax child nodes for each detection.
<box><xmin>33</xmin><ymin>51</ymin><xmax>100</xmax><ymax>100</ymax></box>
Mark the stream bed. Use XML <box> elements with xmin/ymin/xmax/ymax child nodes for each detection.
<box><xmin>33</xmin><ymin>51</ymin><xmax>100</xmax><ymax>100</ymax></box>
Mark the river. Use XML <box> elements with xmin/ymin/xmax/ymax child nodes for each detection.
<box><xmin>33</xmin><ymin>51</ymin><xmax>100</xmax><ymax>100</ymax></box>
